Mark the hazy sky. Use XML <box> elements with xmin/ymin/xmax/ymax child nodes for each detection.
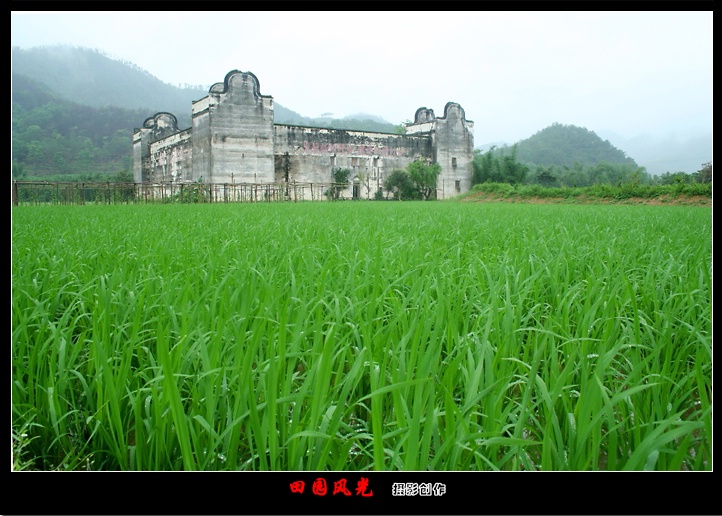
<box><xmin>11</xmin><ymin>10</ymin><xmax>712</xmax><ymax>146</ymax></box>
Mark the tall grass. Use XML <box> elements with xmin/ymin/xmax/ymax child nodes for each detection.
<box><xmin>11</xmin><ymin>202</ymin><xmax>711</xmax><ymax>470</ymax></box>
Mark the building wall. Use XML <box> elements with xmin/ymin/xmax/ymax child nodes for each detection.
<box><xmin>272</xmin><ymin>125</ymin><xmax>432</xmax><ymax>199</ymax></box>
<box><xmin>132</xmin><ymin>112</ymin><xmax>186</xmax><ymax>183</ymax></box>
<box><xmin>433</xmin><ymin>103</ymin><xmax>475</xmax><ymax>198</ymax></box>
<box><xmin>191</xmin><ymin>98</ymin><xmax>212</xmax><ymax>184</ymax></box>
<box><xmin>203</xmin><ymin>71</ymin><xmax>275</xmax><ymax>184</ymax></box>
<box><xmin>147</xmin><ymin>129</ymin><xmax>193</xmax><ymax>183</ymax></box>
<box><xmin>133</xmin><ymin>70</ymin><xmax>475</xmax><ymax>199</ymax></box>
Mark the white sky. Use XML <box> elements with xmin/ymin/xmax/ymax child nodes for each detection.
<box><xmin>11</xmin><ymin>10</ymin><xmax>713</xmax><ymax>145</ymax></box>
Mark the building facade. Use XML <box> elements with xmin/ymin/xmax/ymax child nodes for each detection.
<box><xmin>133</xmin><ymin>70</ymin><xmax>474</xmax><ymax>199</ymax></box>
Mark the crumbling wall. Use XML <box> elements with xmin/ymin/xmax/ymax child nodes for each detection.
<box><xmin>272</xmin><ymin>125</ymin><xmax>432</xmax><ymax>198</ymax></box>
<box><xmin>147</xmin><ymin>129</ymin><xmax>193</xmax><ymax>183</ymax></box>
<box><xmin>133</xmin><ymin>70</ymin><xmax>475</xmax><ymax>200</ymax></box>
<box><xmin>200</xmin><ymin>70</ymin><xmax>274</xmax><ymax>184</ymax></box>
<box><xmin>133</xmin><ymin>113</ymin><xmax>189</xmax><ymax>183</ymax></box>
<box><xmin>433</xmin><ymin>103</ymin><xmax>475</xmax><ymax>198</ymax></box>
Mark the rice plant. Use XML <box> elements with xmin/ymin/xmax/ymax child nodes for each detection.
<box><xmin>11</xmin><ymin>201</ymin><xmax>711</xmax><ymax>470</ymax></box>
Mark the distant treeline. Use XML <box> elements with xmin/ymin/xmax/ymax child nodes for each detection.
<box><xmin>473</xmin><ymin>144</ymin><xmax>711</xmax><ymax>188</ymax></box>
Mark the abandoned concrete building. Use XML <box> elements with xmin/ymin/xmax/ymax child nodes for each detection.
<box><xmin>133</xmin><ymin>70</ymin><xmax>474</xmax><ymax>200</ymax></box>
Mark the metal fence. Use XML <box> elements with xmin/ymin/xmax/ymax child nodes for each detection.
<box><xmin>12</xmin><ymin>181</ymin><xmax>343</xmax><ymax>206</ymax></box>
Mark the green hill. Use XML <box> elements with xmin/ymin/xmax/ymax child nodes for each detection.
<box><xmin>12</xmin><ymin>46</ymin><xmax>207</xmax><ymax>128</ymax></box>
<box><xmin>472</xmin><ymin>124</ymin><xmax>653</xmax><ymax>188</ymax></box>
<box><xmin>11</xmin><ymin>45</ymin><xmax>403</xmax><ymax>179</ymax></box>
<box><xmin>511</xmin><ymin>123</ymin><xmax>639</xmax><ymax>168</ymax></box>
<box><xmin>11</xmin><ymin>45</ymin><xmax>399</xmax><ymax>131</ymax></box>
<box><xmin>12</xmin><ymin>72</ymin><xmax>151</xmax><ymax>178</ymax></box>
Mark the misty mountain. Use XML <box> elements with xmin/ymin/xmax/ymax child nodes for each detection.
<box><xmin>478</xmin><ymin>126</ymin><xmax>712</xmax><ymax>176</ymax></box>
<box><xmin>11</xmin><ymin>71</ymin><xmax>59</xmax><ymax>109</ymax></box>
<box><xmin>11</xmin><ymin>45</ymin><xmax>396</xmax><ymax>132</ymax></box>
<box><xmin>12</xmin><ymin>46</ymin><xmax>207</xmax><ymax>128</ymax></box>
<box><xmin>595</xmin><ymin>130</ymin><xmax>712</xmax><ymax>176</ymax></box>
<box><xmin>511</xmin><ymin>123</ymin><xmax>638</xmax><ymax>168</ymax></box>
<box><xmin>10</xmin><ymin>45</ymin><xmax>400</xmax><ymax>178</ymax></box>
<box><xmin>12</xmin><ymin>72</ymin><xmax>153</xmax><ymax>176</ymax></box>
<box><xmin>342</xmin><ymin>113</ymin><xmax>390</xmax><ymax>123</ymax></box>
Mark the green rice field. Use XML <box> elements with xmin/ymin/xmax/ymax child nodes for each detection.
<box><xmin>11</xmin><ymin>201</ymin><xmax>712</xmax><ymax>471</ymax></box>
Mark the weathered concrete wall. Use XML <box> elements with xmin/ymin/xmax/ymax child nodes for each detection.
<box><xmin>132</xmin><ymin>130</ymin><xmax>149</xmax><ymax>183</ymax></box>
<box><xmin>404</xmin><ymin>104</ymin><xmax>475</xmax><ymax>198</ymax></box>
<box><xmin>272</xmin><ymin>125</ymin><xmax>432</xmax><ymax>198</ymax></box>
<box><xmin>202</xmin><ymin>70</ymin><xmax>274</xmax><ymax>184</ymax></box>
<box><xmin>133</xmin><ymin>112</ymin><xmax>187</xmax><ymax>183</ymax></box>
<box><xmin>148</xmin><ymin>129</ymin><xmax>193</xmax><ymax>182</ymax></box>
<box><xmin>432</xmin><ymin>103</ymin><xmax>475</xmax><ymax>198</ymax></box>
<box><xmin>191</xmin><ymin>97</ymin><xmax>212</xmax><ymax>183</ymax></box>
<box><xmin>133</xmin><ymin>69</ymin><xmax>475</xmax><ymax>200</ymax></box>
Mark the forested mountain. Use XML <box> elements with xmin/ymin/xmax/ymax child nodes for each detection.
<box><xmin>12</xmin><ymin>72</ymin><xmax>148</xmax><ymax>177</ymax></box>
<box><xmin>473</xmin><ymin>124</ymin><xmax>648</xmax><ymax>188</ymax></box>
<box><xmin>12</xmin><ymin>46</ymin><xmax>207</xmax><ymax>129</ymax></box>
<box><xmin>473</xmin><ymin>123</ymin><xmax>710</xmax><ymax>188</ymax></box>
<box><xmin>12</xmin><ymin>45</ymin><xmax>400</xmax><ymax>132</ymax></box>
<box><xmin>511</xmin><ymin>123</ymin><xmax>638</xmax><ymax>168</ymax></box>
<box><xmin>11</xmin><ymin>45</ymin><xmax>403</xmax><ymax>179</ymax></box>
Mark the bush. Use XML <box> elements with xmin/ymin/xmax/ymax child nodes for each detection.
<box><xmin>472</xmin><ymin>182</ymin><xmax>515</xmax><ymax>196</ymax></box>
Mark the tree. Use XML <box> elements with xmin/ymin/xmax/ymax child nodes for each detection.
<box><xmin>111</xmin><ymin>170</ymin><xmax>134</xmax><ymax>182</ymax></box>
<box><xmin>472</xmin><ymin>147</ymin><xmax>498</xmax><ymax>185</ymax></box>
<box><xmin>697</xmin><ymin>162</ymin><xmax>712</xmax><ymax>183</ymax></box>
<box><xmin>624</xmin><ymin>167</ymin><xmax>652</xmax><ymax>187</ymax></box>
<box><xmin>356</xmin><ymin>170</ymin><xmax>371</xmax><ymax>200</ymax></box>
<box><xmin>329</xmin><ymin>167</ymin><xmax>351</xmax><ymax>200</ymax></box>
<box><xmin>658</xmin><ymin>171</ymin><xmax>692</xmax><ymax>185</ymax></box>
<box><xmin>472</xmin><ymin>145</ymin><xmax>528</xmax><ymax>186</ymax></box>
<box><xmin>501</xmin><ymin>145</ymin><xmax>528</xmax><ymax>185</ymax></box>
<box><xmin>12</xmin><ymin>161</ymin><xmax>26</xmax><ymax>179</ymax></box>
<box><xmin>535</xmin><ymin>167</ymin><xmax>558</xmax><ymax>187</ymax></box>
<box><xmin>393</xmin><ymin>120</ymin><xmax>411</xmax><ymax>135</ymax></box>
<box><xmin>384</xmin><ymin>169</ymin><xmax>416</xmax><ymax>200</ymax></box>
<box><xmin>53</xmin><ymin>152</ymin><xmax>69</xmax><ymax>174</ymax></box>
<box><xmin>407</xmin><ymin>160</ymin><xmax>441</xmax><ymax>200</ymax></box>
